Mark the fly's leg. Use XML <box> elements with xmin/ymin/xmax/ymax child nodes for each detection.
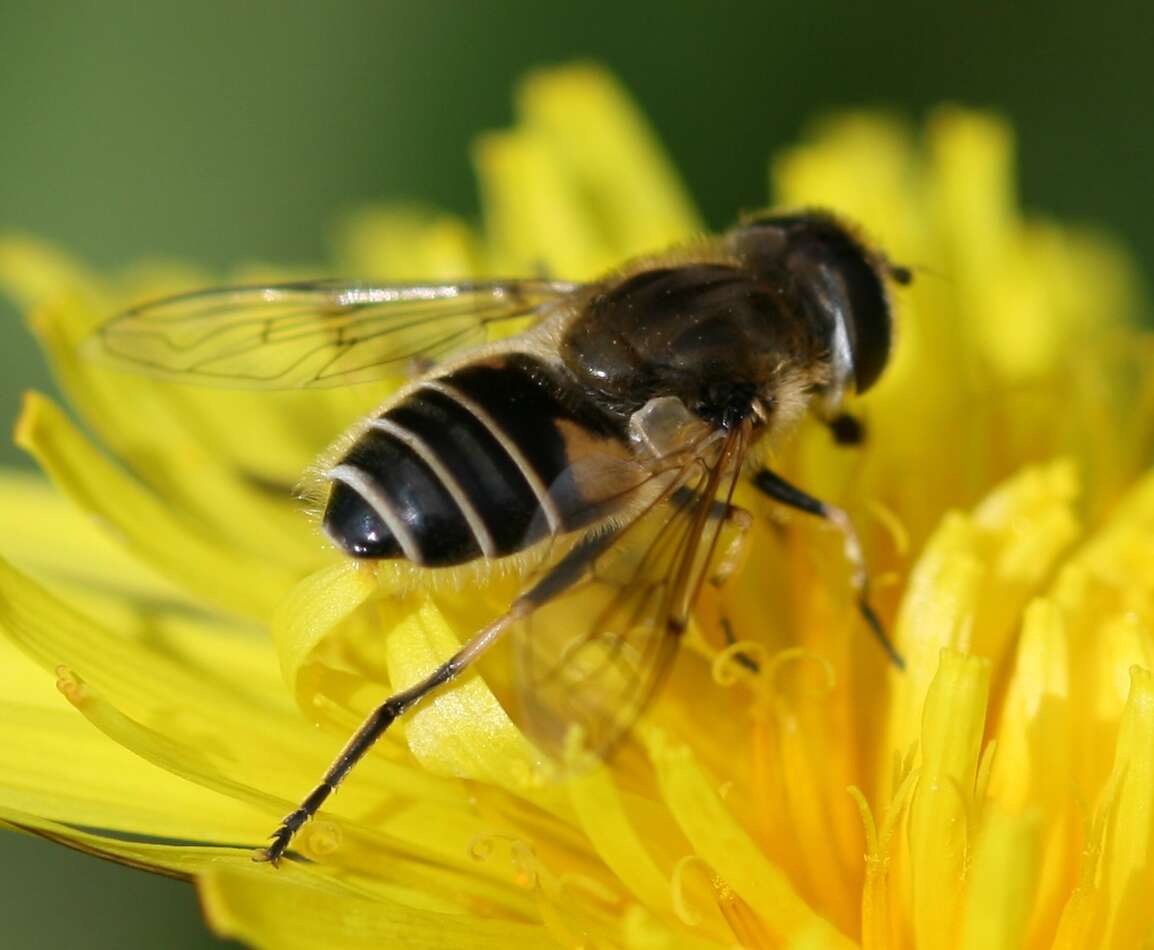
<box><xmin>752</xmin><ymin>467</ymin><xmax>904</xmax><ymax>670</ymax></box>
<box><xmin>257</xmin><ymin>527</ymin><xmax>624</xmax><ymax>865</ymax></box>
<box><xmin>709</xmin><ymin>504</ymin><xmax>753</xmax><ymax>590</ymax></box>
<box><xmin>698</xmin><ymin>500</ymin><xmax>760</xmax><ymax>673</ymax></box>
<box><xmin>255</xmin><ymin>604</ymin><xmax>526</xmax><ymax>865</ymax></box>
<box><xmin>825</xmin><ymin>412</ymin><xmax>866</xmax><ymax>446</ymax></box>
<box><xmin>667</xmin><ymin>488</ymin><xmax>752</xmax><ymax>591</ymax></box>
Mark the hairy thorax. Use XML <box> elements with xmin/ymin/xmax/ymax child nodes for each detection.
<box><xmin>559</xmin><ymin>263</ymin><xmax>826</xmax><ymax>430</ymax></box>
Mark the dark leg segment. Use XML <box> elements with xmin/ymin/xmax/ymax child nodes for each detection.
<box><xmin>826</xmin><ymin>412</ymin><xmax>866</xmax><ymax>446</ymax></box>
<box><xmin>674</xmin><ymin>488</ymin><xmax>761</xmax><ymax>673</ymax></box>
<box><xmin>256</xmin><ymin>604</ymin><xmax>526</xmax><ymax>864</ymax></box>
<box><xmin>753</xmin><ymin>468</ymin><xmax>905</xmax><ymax>670</ymax></box>
<box><xmin>258</xmin><ymin>524</ymin><xmax>626</xmax><ymax>865</ymax></box>
<box><xmin>719</xmin><ymin>615</ymin><xmax>761</xmax><ymax>674</ymax></box>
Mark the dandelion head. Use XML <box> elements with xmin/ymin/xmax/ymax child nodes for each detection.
<box><xmin>1</xmin><ymin>65</ymin><xmax>1151</xmax><ymax>948</ymax></box>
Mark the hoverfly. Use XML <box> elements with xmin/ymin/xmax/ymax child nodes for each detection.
<box><xmin>94</xmin><ymin>210</ymin><xmax>910</xmax><ymax>864</ymax></box>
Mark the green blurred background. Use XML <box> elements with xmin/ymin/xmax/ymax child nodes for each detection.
<box><xmin>1</xmin><ymin>0</ymin><xmax>1151</xmax><ymax>944</ymax></box>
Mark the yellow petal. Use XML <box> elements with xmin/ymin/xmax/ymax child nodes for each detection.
<box><xmin>1083</xmin><ymin>666</ymin><xmax>1154</xmax><ymax>948</ymax></box>
<box><xmin>567</xmin><ymin>761</ymin><xmax>682</xmax><ymax>927</ymax></box>
<box><xmin>967</xmin><ymin>459</ymin><xmax>1080</xmax><ymax>664</ymax></box>
<box><xmin>474</xmin><ymin>125</ymin><xmax>618</xmax><ymax>279</ymax></box>
<box><xmin>333</xmin><ymin>206</ymin><xmax>484</xmax><ymax>280</ymax></box>
<box><xmin>647</xmin><ymin>729</ymin><xmax>855</xmax><ymax>949</ymax></box>
<box><xmin>1053</xmin><ymin>468</ymin><xmax>1154</xmax><ymax>794</ymax></box>
<box><xmin>476</xmin><ymin>63</ymin><xmax>701</xmax><ymax>280</ymax></box>
<box><xmin>53</xmin><ymin>666</ymin><xmax>291</xmax><ymax>823</ymax></box>
<box><xmin>0</xmin><ymin>552</ymin><xmax>267</xmax><ymax>726</ymax></box>
<box><xmin>761</xmin><ymin>656</ymin><xmax>863</xmax><ymax>936</ymax></box>
<box><xmin>3</xmin><ymin>803</ymin><xmax>525</xmax><ymax>922</ymax></box>
<box><xmin>386</xmin><ymin>598</ymin><xmax>548</xmax><ymax>796</ymax></box>
<box><xmin>907</xmin><ymin>649</ymin><xmax>990</xmax><ymax>945</ymax></box>
<box><xmin>199</xmin><ymin>867</ymin><xmax>550</xmax><ymax>950</ymax></box>
<box><xmin>958</xmin><ymin>809</ymin><xmax>1041</xmax><ymax>950</ymax></box>
<box><xmin>0</xmin><ymin>472</ymin><xmax>291</xmax><ymax>710</ymax></box>
<box><xmin>0</xmin><ymin>555</ymin><xmax>529</xmax><ymax>907</ymax></box>
<box><xmin>0</xmin><ymin>552</ymin><xmax>464</xmax><ymax>845</ymax></box>
<box><xmin>15</xmin><ymin>392</ymin><xmax>293</xmax><ymax>618</ymax></box>
<box><xmin>884</xmin><ymin>512</ymin><xmax>983</xmax><ymax>772</ymax></box>
<box><xmin>12</xmin><ymin>246</ymin><xmax>337</xmax><ymax>569</ymax></box>
<box><xmin>0</xmin><ymin>469</ymin><xmax>180</xmax><ymax>602</ymax></box>
<box><xmin>926</xmin><ymin>108</ymin><xmax>1018</xmax><ymax>289</ymax></box>
<box><xmin>0</xmin><ymin>702</ymin><xmax>266</xmax><ymax>841</ymax></box>
<box><xmin>517</xmin><ymin>64</ymin><xmax>700</xmax><ymax>258</ymax></box>
<box><xmin>927</xmin><ymin>108</ymin><xmax>1136</xmax><ymax>390</ymax></box>
<box><xmin>58</xmin><ymin>671</ymin><xmax>530</xmax><ymax>912</ymax></box>
<box><xmin>0</xmin><ymin>554</ymin><xmax>302</xmax><ymax>798</ymax></box>
<box><xmin>988</xmin><ymin>599</ymin><xmax>1077</xmax><ymax>945</ymax></box>
<box><xmin>884</xmin><ymin>462</ymin><xmax>1078</xmax><ymax>793</ymax></box>
<box><xmin>856</xmin><ymin>769</ymin><xmax>917</xmax><ymax>950</ymax></box>
<box><xmin>990</xmin><ymin>599</ymin><xmax>1070</xmax><ymax>809</ymax></box>
<box><xmin>0</xmin><ymin>234</ymin><xmax>105</xmax><ymax>313</ymax></box>
<box><xmin>0</xmin><ymin>806</ymin><xmax>280</xmax><ymax>882</ymax></box>
<box><xmin>272</xmin><ymin>558</ymin><xmax>383</xmax><ymax>714</ymax></box>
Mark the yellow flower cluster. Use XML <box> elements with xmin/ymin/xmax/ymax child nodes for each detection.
<box><xmin>1</xmin><ymin>64</ymin><xmax>1152</xmax><ymax>948</ymax></box>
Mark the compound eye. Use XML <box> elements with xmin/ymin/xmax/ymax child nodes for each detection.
<box><xmin>838</xmin><ymin>258</ymin><xmax>893</xmax><ymax>393</ymax></box>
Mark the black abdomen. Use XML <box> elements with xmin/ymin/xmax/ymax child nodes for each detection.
<box><xmin>323</xmin><ymin>355</ymin><xmax>625</xmax><ymax>566</ymax></box>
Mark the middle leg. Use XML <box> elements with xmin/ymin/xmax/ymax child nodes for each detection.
<box><xmin>752</xmin><ymin>467</ymin><xmax>904</xmax><ymax>669</ymax></box>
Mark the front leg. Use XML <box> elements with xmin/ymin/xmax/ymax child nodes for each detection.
<box><xmin>703</xmin><ymin>501</ymin><xmax>759</xmax><ymax>674</ymax></box>
<box><xmin>668</xmin><ymin>486</ymin><xmax>753</xmax><ymax>591</ymax></box>
<box><xmin>753</xmin><ymin>468</ymin><xmax>904</xmax><ymax>670</ymax></box>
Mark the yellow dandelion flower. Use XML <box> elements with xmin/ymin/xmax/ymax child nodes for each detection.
<box><xmin>2</xmin><ymin>63</ymin><xmax>1153</xmax><ymax>948</ymax></box>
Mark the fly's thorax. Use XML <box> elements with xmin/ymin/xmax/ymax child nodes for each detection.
<box><xmin>560</xmin><ymin>263</ymin><xmax>827</xmax><ymax>430</ymax></box>
<box><xmin>321</xmin><ymin>353</ymin><xmax>637</xmax><ymax>568</ymax></box>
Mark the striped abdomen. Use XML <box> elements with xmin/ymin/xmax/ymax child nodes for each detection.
<box><xmin>323</xmin><ymin>355</ymin><xmax>629</xmax><ymax>566</ymax></box>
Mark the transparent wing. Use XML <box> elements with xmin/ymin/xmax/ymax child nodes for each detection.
<box><xmin>514</xmin><ymin>423</ymin><xmax>749</xmax><ymax>760</ymax></box>
<box><xmin>89</xmin><ymin>278</ymin><xmax>580</xmax><ymax>389</ymax></box>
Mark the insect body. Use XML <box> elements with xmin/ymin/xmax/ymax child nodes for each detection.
<box><xmin>96</xmin><ymin>210</ymin><xmax>910</xmax><ymax>864</ymax></box>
